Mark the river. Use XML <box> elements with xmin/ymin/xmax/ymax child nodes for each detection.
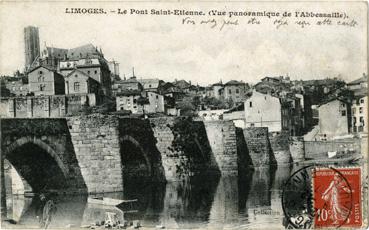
<box><xmin>4</xmin><ymin>165</ymin><xmax>298</xmax><ymax>229</ymax></box>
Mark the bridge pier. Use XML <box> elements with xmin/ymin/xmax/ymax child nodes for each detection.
<box><xmin>204</xmin><ymin>121</ymin><xmax>239</xmax><ymax>175</ymax></box>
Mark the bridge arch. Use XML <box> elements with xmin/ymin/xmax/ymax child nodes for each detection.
<box><xmin>3</xmin><ymin>136</ymin><xmax>70</xmax><ymax>192</ymax></box>
<box><xmin>120</xmin><ymin>135</ymin><xmax>152</xmax><ymax>179</ymax></box>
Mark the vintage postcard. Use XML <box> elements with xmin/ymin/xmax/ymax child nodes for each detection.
<box><xmin>0</xmin><ymin>1</ymin><xmax>368</xmax><ymax>229</ymax></box>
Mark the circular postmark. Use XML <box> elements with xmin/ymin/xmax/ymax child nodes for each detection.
<box><xmin>281</xmin><ymin>166</ymin><xmax>353</xmax><ymax>229</ymax></box>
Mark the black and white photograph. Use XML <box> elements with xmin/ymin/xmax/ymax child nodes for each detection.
<box><xmin>0</xmin><ymin>1</ymin><xmax>368</xmax><ymax>229</ymax></box>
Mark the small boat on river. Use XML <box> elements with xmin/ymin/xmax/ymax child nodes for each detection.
<box><xmin>87</xmin><ymin>197</ymin><xmax>138</xmax><ymax>207</ymax></box>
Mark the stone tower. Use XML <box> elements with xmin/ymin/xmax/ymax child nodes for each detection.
<box><xmin>24</xmin><ymin>26</ymin><xmax>40</xmax><ymax>70</ymax></box>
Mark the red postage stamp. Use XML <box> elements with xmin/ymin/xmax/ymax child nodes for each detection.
<box><xmin>313</xmin><ymin>167</ymin><xmax>361</xmax><ymax>228</ymax></box>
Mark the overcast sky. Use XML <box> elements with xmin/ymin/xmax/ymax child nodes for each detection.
<box><xmin>0</xmin><ymin>1</ymin><xmax>367</xmax><ymax>85</ymax></box>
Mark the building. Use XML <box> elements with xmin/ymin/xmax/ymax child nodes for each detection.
<box><xmin>139</xmin><ymin>78</ymin><xmax>163</xmax><ymax>92</ymax></box>
<box><xmin>65</xmin><ymin>69</ymin><xmax>100</xmax><ymax>95</ymax></box>
<box><xmin>173</xmin><ymin>79</ymin><xmax>191</xmax><ymax>91</ymax></box>
<box><xmin>244</xmin><ymin>91</ymin><xmax>282</xmax><ymax>132</ymax></box>
<box><xmin>112</xmin><ymin>77</ymin><xmax>143</xmax><ymax>96</ymax></box>
<box><xmin>38</xmin><ymin>47</ymin><xmax>68</xmax><ymax>70</ymax></box>
<box><xmin>347</xmin><ymin>73</ymin><xmax>368</xmax><ymax>90</ymax></box>
<box><xmin>280</xmin><ymin>95</ymin><xmax>304</xmax><ymax>136</ymax></box>
<box><xmin>2</xmin><ymin>76</ymin><xmax>29</xmax><ymax>96</ymax></box>
<box><xmin>318</xmin><ymin>98</ymin><xmax>351</xmax><ymax>139</ymax></box>
<box><xmin>351</xmin><ymin>90</ymin><xmax>367</xmax><ymax>134</ymax></box>
<box><xmin>144</xmin><ymin>91</ymin><xmax>165</xmax><ymax>114</ymax></box>
<box><xmin>211</xmin><ymin>81</ymin><xmax>224</xmax><ymax>99</ymax></box>
<box><xmin>349</xmin><ymin>75</ymin><xmax>368</xmax><ymax>134</ymax></box>
<box><xmin>24</xmin><ymin>26</ymin><xmax>40</xmax><ymax>70</ymax></box>
<box><xmin>223</xmin><ymin>80</ymin><xmax>249</xmax><ymax>104</ymax></box>
<box><xmin>28</xmin><ymin>66</ymin><xmax>65</xmax><ymax>96</ymax></box>
<box><xmin>261</xmin><ymin>76</ymin><xmax>281</xmax><ymax>84</ymax></box>
<box><xmin>160</xmin><ymin>82</ymin><xmax>184</xmax><ymax>101</ymax></box>
<box><xmin>59</xmin><ymin>44</ymin><xmax>112</xmax><ymax>96</ymax></box>
<box><xmin>116</xmin><ymin>90</ymin><xmax>143</xmax><ymax>114</ymax></box>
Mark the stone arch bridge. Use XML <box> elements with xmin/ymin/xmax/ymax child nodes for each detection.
<box><xmin>1</xmin><ymin>115</ymin><xmax>254</xmax><ymax>196</ymax></box>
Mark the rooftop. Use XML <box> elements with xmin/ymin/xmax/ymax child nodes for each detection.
<box><xmin>224</xmin><ymin>80</ymin><xmax>246</xmax><ymax>86</ymax></box>
<box><xmin>348</xmin><ymin>74</ymin><xmax>368</xmax><ymax>85</ymax></box>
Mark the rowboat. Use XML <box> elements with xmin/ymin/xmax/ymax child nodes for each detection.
<box><xmin>87</xmin><ymin>196</ymin><xmax>138</xmax><ymax>207</ymax></box>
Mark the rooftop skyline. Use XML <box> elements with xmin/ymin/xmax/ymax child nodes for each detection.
<box><xmin>0</xmin><ymin>2</ymin><xmax>367</xmax><ymax>85</ymax></box>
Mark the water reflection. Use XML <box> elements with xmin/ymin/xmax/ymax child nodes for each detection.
<box><xmin>4</xmin><ymin>166</ymin><xmax>294</xmax><ymax>229</ymax></box>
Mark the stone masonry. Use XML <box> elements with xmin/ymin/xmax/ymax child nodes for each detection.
<box><xmin>243</xmin><ymin>127</ymin><xmax>273</xmax><ymax>167</ymax></box>
<box><xmin>150</xmin><ymin>117</ymin><xmax>192</xmax><ymax>180</ymax></box>
<box><xmin>204</xmin><ymin>120</ymin><xmax>238</xmax><ymax>175</ymax></box>
<box><xmin>67</xmin><ymin>115</ymin><xmax>123</xmax><ymax>193</ymax></box>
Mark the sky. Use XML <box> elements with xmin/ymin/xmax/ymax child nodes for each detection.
<box><xmin>0</xmin><ymin>1</ymin><xmax>367</xmax><ymax>85</ymax></box>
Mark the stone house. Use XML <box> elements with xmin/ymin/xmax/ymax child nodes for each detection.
<box><xmin>28</xmin><ymin>66</ymin><xmax>65</xmax><ymax>96</ymax></box>
<box><xmin>244</xmin><ymin>90</ymin><xmax>303</xmax><ymax>135</ymax></box>
<box><xmin>223</xmin><ymin>80</ymin><xmax>249</xmax><ymax>104</ymax></box>
<box><xmin>244</xmin><ymin>90</ymin><xmax>282</xmax><ymax>132</ymax></box>
<box><xmin>144</xmin><ymin>91</ymin><xmax>165</xmax><ymax>114</ymax></box>
<box><xmin>116</xmin><ymin>90</ymin><xmax>143</xmax><ymax>114</ymax></box>
<box><xmin>318</xmin><ymin>98</ymin><xmax>351</xmax><ymax>139</ymax></box>
<box><xmin>65</xmin><ymin>69</ymin><xmax>100</xmax><ymax>95</ymax></box>
<box><xmin>160</xmin><ymin>82</ymin><xmax>184</xmax><ymax>102</ymax></box>
<box><xmin>59</xmin><ymin>44</ymin><xmax>112</xmax><ymax>96</ymax></box>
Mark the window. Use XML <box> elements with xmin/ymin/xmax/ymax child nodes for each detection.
<box><xmin>236</xmin><ymin>89</ymin><xmax>240</xmax><ymax>94</ymax></box>
<box><xmin>149</xmin><ymin>84</ymin><xmax>152</xmax><ymax>88</ymax></box>
<box><xmin>341</xmin><ymin>103</ymin><xmax>346</xmax><ymax>108</ymax></box>
<box><xmin>360</xmin><ymin>99</ymin><xmax>364</xmax><ymax>104</ymax></box>
<box><xmin>250</xmin><ymin>123</ymin><xmax>255</xmax><ymax>127</ymax></box>
<box><xmin>75</xmin><ymin>74</ymin><xmax>78</xmax><ymax>78</ymax></box>
<box><xmin>352</xmin><ymin>108</ymin><xmax>356</xmax><ymax>114</ymax></box>
<box><xmin>228</xmin><ymin>89</ymin><xmax>232</xmax><ymax>94</ymax></box>
<box><xmin>38</xmin><ymin>76</ymin><xmax>44</xmax><ymax>82</ymax></box>
<box><xmin>249</xmin><ymin>101</ymin><xmax>252</xmax><ymax>107</ymax></box>
<box><xmin>74</xmin><ymin>82</ymin><xmax>80</xmax><ymax>91</ymax></box>
<box><xmin>39</xmin><ymin>84</ymin><xmax>45</xmax><ymax>91</ymax></box>
<box><xmin>39</xmin><ymin>70</ymin><xmax>43</xmax><ymax>74</ymax></box>
<box><xmin>94</xmin><ymin>70</ymin><xmax>97</xmax><ymax>74</ymax></box>
<box><xmin>341</xmin><ymin>110</ymin><xmax>346</xmax><ymax>116</ymax></box>
<box><xmin>156</xmin><ymin>95</ymin><xmax>158</xmax><ymax>99</ymax></box>
<box><xmin>359</xmin><ymin>107</ymin><xmax>363</xmax><ymax>114</ymax></box>
<box><xmin>87</xmin><ymin>71</ymin><xmax>90</xmax><ymax>74</ymax></box>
